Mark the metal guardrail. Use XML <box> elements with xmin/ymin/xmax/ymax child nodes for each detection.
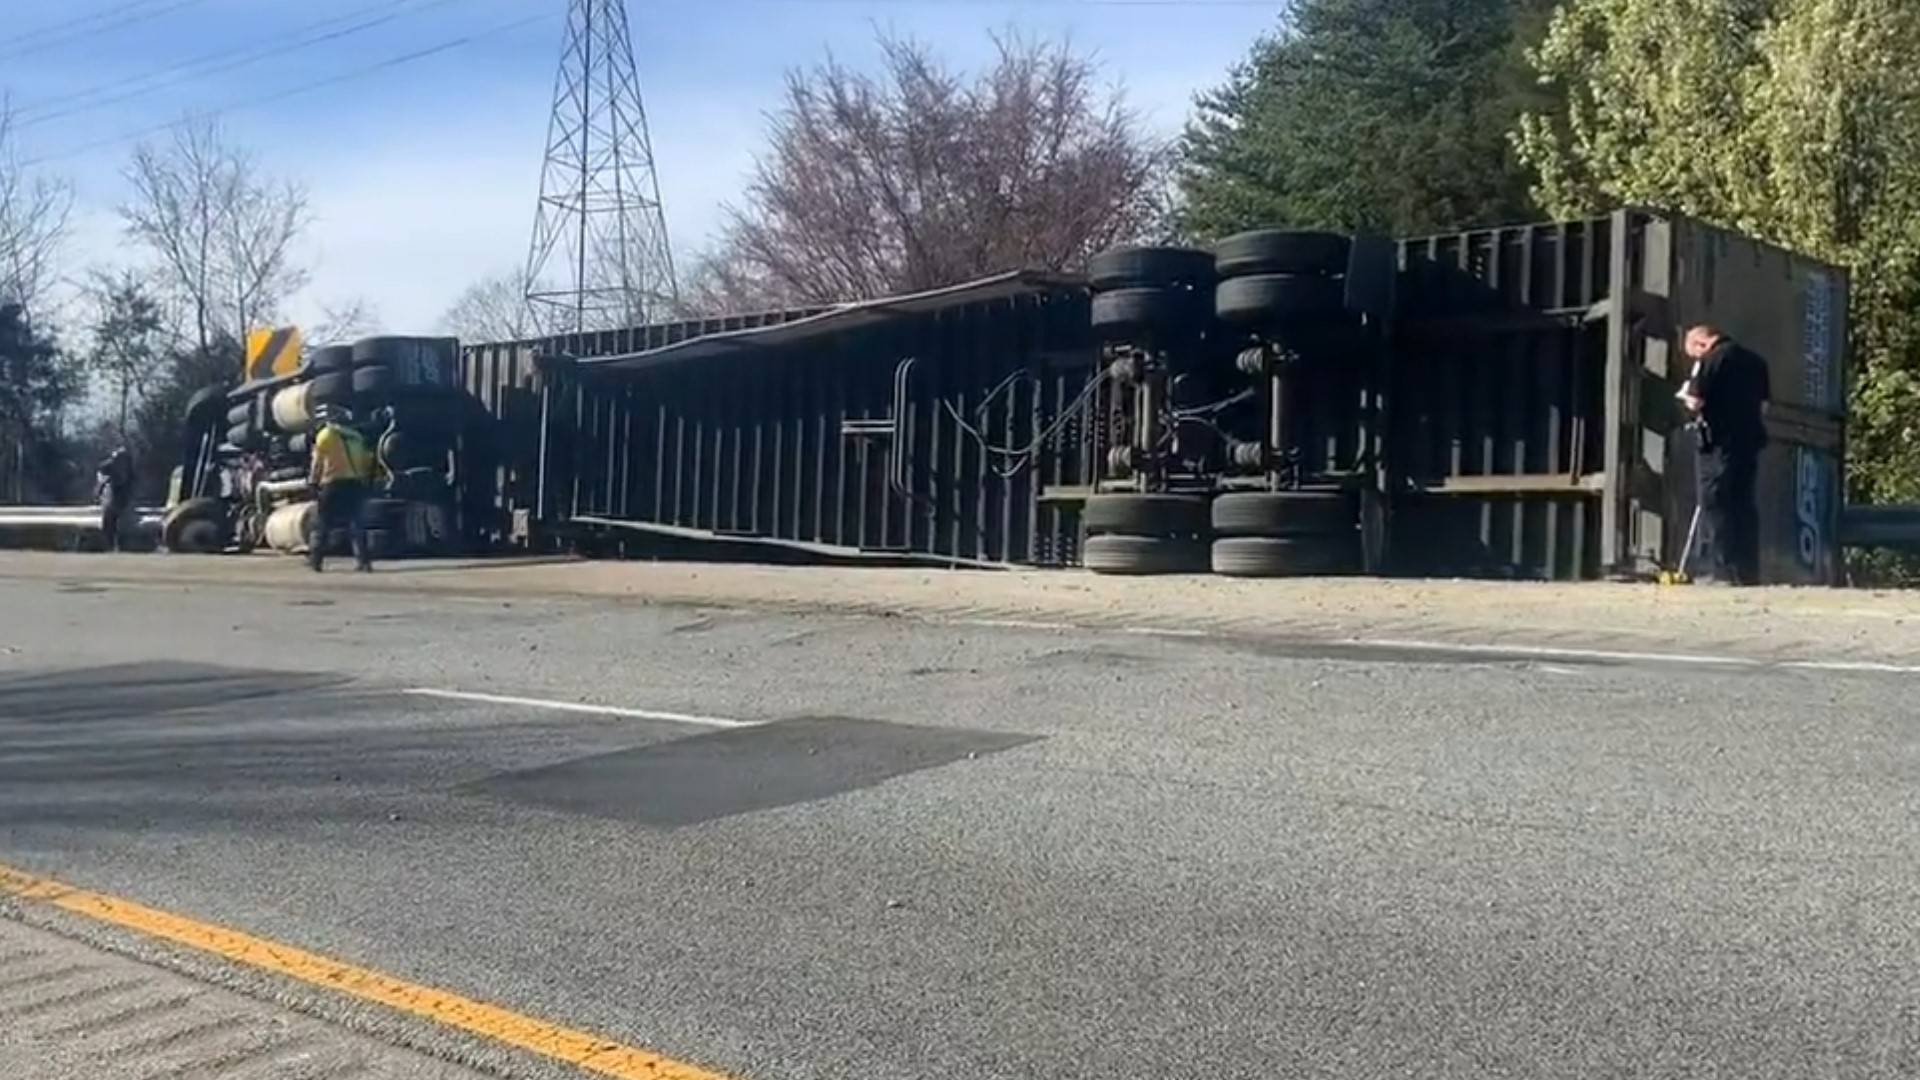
<box><xmin>1841</xmin><ymin>504</ymin><xmax>1920</xmax><ymax>550</ymax></box>
<box><xmin>0</xmin><ymin>505</ymin><xmax>165</xmax><ymax>531</ymax></box>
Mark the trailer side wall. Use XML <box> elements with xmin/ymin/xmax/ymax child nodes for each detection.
<box><xmin>1388</xmin><ymin>218</ymin><xmax>1612</xmax><ymax>580</ymax></box>
<box><xmin>1639</xmin><ymin>217</ymin><xmax>1849</xmax><ymax>585</ymax></box>
<box><xmin>460</xmin><ymin>294</ymin><xmax>1100</xmax><ymax>565</ymax></box>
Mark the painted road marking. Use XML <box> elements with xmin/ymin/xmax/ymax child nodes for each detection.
<box><xmin>0</xmin><ymin>862</ymin><xmax>738</xmax><ymax>1080</ymax></box>
<box><xmin>952</xmin><ymin>618</ymin><xmax>1077</xmax><ymax>633</ymax></box>
<box><xmin>1351</xmin><ymin>638</ymin><xmax>1757</xmax><ymax>667</ymax></box>
<box><xmin>946</xmin><ymin>616</ymin><xmax>1920</xmax><ymax>675</ymax></box>
<box><xmin>1353</xmin><ymin>637</ymin><xmax>1920</xmax><ymax>674</ymax></box>
<box><xmin>403</xmin><ymin>688</ymin><xmax>765</xmax><ymax>727</ymax></box>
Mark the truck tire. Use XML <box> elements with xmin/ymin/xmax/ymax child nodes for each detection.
<box><xmin>1082</xmin><ymin>534</ymin><xmax>1208</xmax><ymax>575</ymax></box>
<box><xmin>1216</xmin><ymin>274</ymin><xmax>1346</xmax><ymax>324</ymax></box>
<box><xmin>1088</xmin><ymin>246</ymin><xmax>1215</xmax><ymax>291</ymax></box>
<box><xmin>352</xmin><ymin>335</ymin><xmax>458</xmax><ymax>387</ymax></box>
<box><xmin>308</xmin><ymin>371</ymin><xmax>353</xmax><ymax>405</ymax></box>
<box><xmin>1210</xmin><ymin>535</ymin><xmax>1356</xmax><ymax>578</ymax></box>
<box><xmin>1091</xmin><ymin>287</ymin><xmax>1200</xmax><ymax>337</ymax></box>
<box><xmin>1081</xmin><ymin>493</ymin><xmax>1209</xmax><ymax>537</ymax></box>
<box><xmin>378</xmin><ymin>430</ymin><xmax>421</xmax><ymax>471</ymax></box>
<box><xmin>1213</xmin><ymin>229</ymin><xmax>1351</xmax><ymax>278</ymax></box>
<box><xmin>186</xmin><ymin>385</ymin><xmax>230</xmax><ymax>427</ymax></box>
<box><xmin>162</xmin><ymin>498</ymin><xmax>229</xmax><ymax>554</ymax></box>
<box><xmin>362</xmin><ymin>498</ymin><xmax>407</xmax><ymax>530</ymax></box>
<box><xmin>351</xmin><ymin>364</ymin><xmax>395</xmax><ymax>397</ymax></box>
<box><xmin>308</xmin><ymin>344</ymin><xmax>354</xmax><ymax>372</ymax></box>
<box><xmin>1210</xmin><ymin>491</ymin><xmax>1354</xmax><ymax>537</ymax></box>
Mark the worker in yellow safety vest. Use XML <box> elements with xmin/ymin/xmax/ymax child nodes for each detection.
<box><xmin>306</xmin><ymin>404</ymin><xmax>377</xmax><ymax>572</ymax></box>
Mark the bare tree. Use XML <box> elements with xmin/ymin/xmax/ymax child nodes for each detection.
<box><xmin>694</xmin><ymin>31</ymin><xmax>1171</xmax><ymax>312</ymax></box>
<box><xmin>121</xmin><ymin>116</ymin><xmax>311</xmax><ymax>352</ymax></box>
<box><xmin>439</xmin><ymin>265</ymin><xmax>575</xmax><ymax>343</ymax></box>
<box><xmin>0</xmin><ymin>100</ymin><xmax>71</xmax><ymax>310</ymax></box>
<box><xmin>82</xmin><ymin>268</ymin><xmax>167</xmax><ymax>434</ymax></box>
<box><xmin>308</xmin><ymin>297</ymin><xmax>382</xmax><ymax>345</ymax></box>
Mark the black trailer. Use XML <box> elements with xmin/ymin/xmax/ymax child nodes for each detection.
<box><xmin>458</xmin><ymin>209</ymin><xmax>1850</xmax><ymax>585</ymax></box>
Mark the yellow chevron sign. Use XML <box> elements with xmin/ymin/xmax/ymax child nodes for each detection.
<box><xmin>244</xmin><ymin>325</ymin><xmax>302</xmax><ymax>381</ymax></box>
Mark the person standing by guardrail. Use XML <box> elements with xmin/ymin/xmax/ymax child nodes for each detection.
<box><xmin>1677</xmin><ymin>323</ymin><xmax>1772</xmax><ymax>586</ymax></box>
<box><xmin>305</xmin><ymin>405</ymin><xmax>376</xmax><ymax>573</ymax></box>
<box><xmin>94</xmin><ymin>445</ymin><xmax>133</xmax><ymax>553</ymax></box>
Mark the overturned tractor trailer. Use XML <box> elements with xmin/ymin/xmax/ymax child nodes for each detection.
<box><xmin>164</xmin><ymin>334</ymin><xmax>500</xmax><ymax>558</ymax></box>
<box><xmin>455</xmin><ymin>208</ymin><xmax>1848</xmax><ymax>585</ymax></box>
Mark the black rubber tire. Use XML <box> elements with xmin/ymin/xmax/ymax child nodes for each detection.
<box><xmin>1081</xmin><ymin>493</ymin><xmax>1209</xmax><ymax>537</ymax></box>
<box><xmin>363</xmin><ymin>528</ymin><xmax>394</xmax><ymax>559</ymax></box>
<box><xmin>352</xmin><ymin>335</ymin><xmax>458</xmax><ymax>387</ymax></box>
<box><xmin>308</xmin><ymin>371</ymin><xmax>353</xmax><ymax>405</ymax></box>
<box><xmin>1210</xmin><ymin>535</ymin><xmax>1357</xmax><ymax>577</ymax></box>
<box><xmin>1091</xmin><ymin>287</ymin><xmax>1200</xmax><ymax>336</ymax></box>
<box><xmin>377</xmin><ymin>431</ymin><xmax>408</xmax><ymax>471</ymax></box>
<box><xmin>309</xmin><ymin>344</ymin><xmax>354</xmax><ymax>372</ymax></box>
<box><xmin>1213</xmin><ymin>230</ymin><xmax>1352</xmax><ymax>278</ymax></box>
<box><xmin>1088</xmin><ymin>246</ymin><xmax>1215</xmax><ymax>291</ymax></box>
<box><xmin>363</xmin><ymin>498</ymin><xmax>407</xmax><ymax>530</ymax></box>
<box><xmin>351</xmin><ymin>364</ymin><xmax>395</xmax><ymax>396</ymax></box>
<box><xmin>1215</xmin><ymin>274</ymin><xmax>1346</xmax><ymax>324</ymax></box>
<box><xmin>186</xmin><ymin>385</ymin><xmax>230</xmax><ymax>427</ymax></box>
<box><xmin>1082</xmin><ymin>534</ymin><xmax>1208</xmax><ymax>575</ymax></box>
<box><xmin>175</xmin><ymin>519</ymin><xmax>225</xmax><ymax>555</ymax></box>
<box><xmin>1210</xmin><ymin>491</ymin><xmax>1355</xmax><ymax>537</ymax></box>
<box><xmin>162</xmin><ymin>498</ymin><xmax>229</xmax><ymax>553</ymax></box>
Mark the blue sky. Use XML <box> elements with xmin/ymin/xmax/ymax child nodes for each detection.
<box><xmin>1</xmin><ymin>0</ymin><xmax>1280</xmax><ymax>332</ymax></box>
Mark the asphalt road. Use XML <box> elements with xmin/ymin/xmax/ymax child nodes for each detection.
<box><xmin>1</xmin><ymin>576</ymin><xmax>1916</xmax><ymax>1079</ymax></box>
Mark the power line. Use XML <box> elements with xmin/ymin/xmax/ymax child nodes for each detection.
<box><xmin>15</xmin><ymin>0</ymin><xmax>497</xmax><ymax>129</ymax></box>
<box><xmin>20</xmin><ymin>10</ymin><xmax>558</xmax><ymax>168</ymax></box>
<box><xmin>0</xmin><ymin>0</ymin><xmax>170</xmax><ymax>49</ymax></box>
<box><xmin>0</xmin><ymin>0</ymin><xmax>214</xmax><ymax>63</ymax></box>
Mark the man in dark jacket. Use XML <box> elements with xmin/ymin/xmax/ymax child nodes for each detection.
<box><xmin>95</xmin><ymin>445</ymin><xmax>134</xmax><ymax>553</ymax></box>
<box><xmin>1677</xmin><ymin>324</ymin><xmax>1772</xmax><ymax>586</ymax></box>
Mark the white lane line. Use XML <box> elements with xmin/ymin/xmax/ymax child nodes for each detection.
<box><xmin>950</xmin><ymin>618</ymin><xmax>1078</xmax><ymax>632</ymax></box>
<box><xmin>925</xmin><ymin>612</ymin><xmax>1918</xmax><ymax>677</ymax></box>
<box><xmin>1351</xmin><ymin>637</ymin><xmax>1760</xmax><ymax>667</ymax></box>
<box><xmin>1351</xmin><ymin>637</ymin><xmax>1920</xmax><ymax>675</ymax></box>
<box><xmin>1778</xmin><ymin>659</ymin><xmax>1920</xmax><ymax>675</ymax></box>
<box><xmin>401</xmin><ymin>688</ymin><xmax>764</xmax><ymax>728</ymax></box>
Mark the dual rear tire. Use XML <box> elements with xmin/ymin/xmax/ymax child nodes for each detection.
<box><xmin>1079</xmin><ymin>491</ymin><xmax>1358</xmax><ymax>577</ymax></box>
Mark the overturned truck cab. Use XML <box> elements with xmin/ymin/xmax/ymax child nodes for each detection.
<box><xmin>166</xmin><ymin>333</ymin><xmax>500</xmax><ymax>559</ymax></box>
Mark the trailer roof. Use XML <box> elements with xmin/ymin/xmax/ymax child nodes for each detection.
<box><xmin>570</xmin><ymin>269</ymin><xmax>1085</xmax><ymax>374</ymax></box>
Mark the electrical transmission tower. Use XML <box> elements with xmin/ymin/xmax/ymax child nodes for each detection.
<box><xmin>524</xmin><ymin>0</ymin><xmax>678</xmax><ymax>333</ymax></box>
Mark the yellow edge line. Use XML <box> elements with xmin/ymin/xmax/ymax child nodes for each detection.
<box><xmin>0</xmin><ymin>861</ymin><xmax>737</xmax><ymax>1080</ymax></box>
